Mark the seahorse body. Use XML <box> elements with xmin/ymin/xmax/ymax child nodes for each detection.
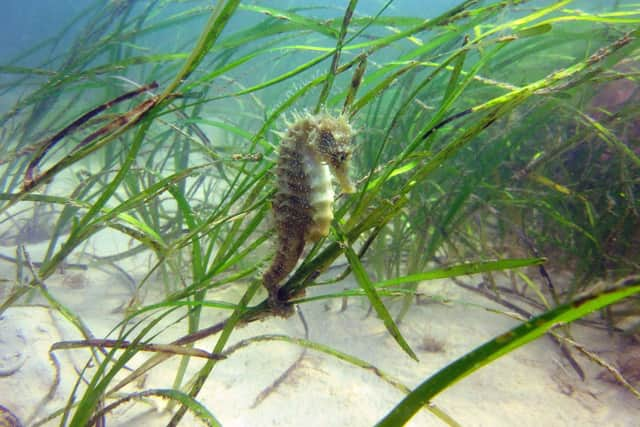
<box><xmin>263</xmin><ymin>112</ymin><xmax>355</xmax><ymax>307</ymax></box>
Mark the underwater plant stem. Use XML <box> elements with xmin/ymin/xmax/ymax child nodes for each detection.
<box><xmin>19</xmin><ymin>246</ymin><xmax>98</xmax><ymax>364</ymax></box>
<box><xmin>222</xmin><ymin>332</ymin><xmax>461</xmax><ymax>426</ymax></box>
<box><xmin>376</xmin><ymin>281</ymin><xmax>640</xmax><ymax>426</ymax></box>
<box><xmin>163</xmin><ymin>0</ymin><xmax>241</xmax><ymax>96</ymax></box>
<box><xmin>51</xmin><ymin>339</ymin><xmax>224</xmax><ymax>360</ymax></box>
<box><xmin>342</xmin><ymin>53</ymin><xmax>367</xmax><ymax>115</ymax></box>
<box><xmin>559</xmin><ymin>335</ymin><xmax>640</xmax><ymax>399</ymax></box>
<box><xmin>3</xmin><ymin>82</ymin><xmax>156</xmax><ymax>171</ymax></box>
<box><xmin>315</xmin><ymin>0</ymin><xmax>358</xmax><ymax>112</ymax></box>
<box><xmin>43</xmin><ymin>121</ymin><xmax>152</xmax><ymax>277</ymax></box>
<box><xmin>339</xmin><ymin>225</ymin><xmax>418</xmax><ymax>360</ymax></box>
<box><xmin>87</xmin><ymin>389</ymin><xmax>222</xmax><ymax>427</ymax></box>
<box><xmin>167</xmin><ymin>279</ymin><xmax>262</xmax><ymax>426</ymax></box>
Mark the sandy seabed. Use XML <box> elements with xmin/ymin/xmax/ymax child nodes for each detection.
<box><xmin>0</xmin><ymin>232</ymin><xmax>639</xmax><ymax>427</ymax></box>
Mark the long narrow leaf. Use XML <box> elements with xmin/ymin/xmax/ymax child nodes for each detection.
<box><xmin>376</xmin><ymin>280</ymin><xmax>640</xmax><ymax>426</ymax></box>
<box><xmin>340</xmin><ymin>231</ymin><xmax>418</xmax><ymax>360</ymax></box>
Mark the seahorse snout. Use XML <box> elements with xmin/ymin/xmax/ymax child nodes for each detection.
<box><xmin>334</xmin><ymin>164</ymin><xmax>355</xmax><ymax>194</ymax></box>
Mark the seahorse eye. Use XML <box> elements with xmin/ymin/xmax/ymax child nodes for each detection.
<box><xmin>319</xmin><ymin>130</ymin><xmax>335</xmax><ymax>151</ymax></box>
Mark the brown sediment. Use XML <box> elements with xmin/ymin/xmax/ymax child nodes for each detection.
<box><xmin>263</xmin><ymin>112</ymin><xmax>354</xmax><ymax>309</ymax></box>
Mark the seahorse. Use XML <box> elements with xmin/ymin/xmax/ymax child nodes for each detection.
<box><xmin>263</xmin><ymin>112</ymin><xmax>355</xmax><ymax>310</ymax></box>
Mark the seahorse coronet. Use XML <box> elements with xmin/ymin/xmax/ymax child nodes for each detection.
<box><xmin>262</xmin><ymin>111</ymin><xmax>355</xmax><ymax>309</ymax></box>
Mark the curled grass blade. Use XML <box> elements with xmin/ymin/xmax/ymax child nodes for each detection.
<box><xmin>88</xmin><ymin>389</ymin><xmax>222</xmax><ymax>427</ymax></box>
<box><xmin>224</xmin><ymin>333</ymin><xmax>461</xmax><ymax>427</ymax></box>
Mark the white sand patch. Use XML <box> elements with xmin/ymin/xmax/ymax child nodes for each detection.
<box><xmin>0</xmin><ymin>238</ymin><xmax>638</xmax><ymax>426</ymax></box>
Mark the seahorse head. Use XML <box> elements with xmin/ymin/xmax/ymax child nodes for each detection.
<box><xmin>313</xmin><ymin>113</ymin><xmax>356</xmax><ymax>194</ymax></box>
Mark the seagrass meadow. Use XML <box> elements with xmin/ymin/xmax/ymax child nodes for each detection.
<box><xmin>0</xmin><ymin>0</ymin><xmax>639</xmax><ymax>426</ymax></box>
